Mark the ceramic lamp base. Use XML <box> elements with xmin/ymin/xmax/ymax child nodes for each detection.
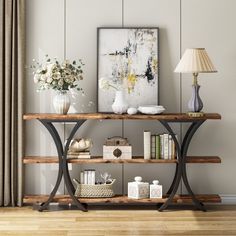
<box><xmin>187</xmin><ymin>112</ymin><xmax>204</xmax><ymax>117</ymax></box>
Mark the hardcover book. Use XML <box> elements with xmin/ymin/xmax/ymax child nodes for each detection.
<box><xmin>155</xmin><ymin>135</ymin><xmax>160</xmax><ymax>159</ymax></box>
<box><xmin>151</xmin><ymin>135</ymin><xmax>156</xmax><ymax>159</ymax></box>
<box><xmin>163</xmin><ymin>134</ymin><xmax>169</xmax><ymax>160</ymax></box>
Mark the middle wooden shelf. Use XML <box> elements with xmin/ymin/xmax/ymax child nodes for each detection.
<box><xmin>23</xmin><ymin>156</ymin><xmax>221</xmax><ymax>164</ymax></box>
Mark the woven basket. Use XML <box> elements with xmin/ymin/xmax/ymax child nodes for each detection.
<box><xmin>73</xmin><ymin>179</ymin><xmax>116</xmax><ymax>198</ymax></box>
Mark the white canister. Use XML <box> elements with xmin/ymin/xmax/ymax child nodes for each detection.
<box><xmin>150</xmin><ymin>180</ymin><xmax>162</xmax><ymax>198</ymax></box>
<box><xmin>128</xmin><ymin>176</ymin><xmax>149</xmax><ymax>199</ymax></box>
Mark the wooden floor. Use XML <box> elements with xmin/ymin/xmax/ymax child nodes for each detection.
<box><xmin>0</xmin><ymin>205</ymin><xmax>236</xmax><ymax>236</ymax></box>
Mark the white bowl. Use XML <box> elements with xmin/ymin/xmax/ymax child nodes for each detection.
<box><xmin>138</xmin><ymin>105</ymin><xmax>165</xmax><ymax>114</ymax></box>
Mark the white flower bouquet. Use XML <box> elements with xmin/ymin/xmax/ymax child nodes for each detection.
<box><xmin>99</xmin><ymin>77</ymin><xmax>122</xmax><ymax>91</ymax></box>
<box><xmin>31</xmin><ymin>55</ymin><xmax>84</xmax><ymax>92</ymax></box>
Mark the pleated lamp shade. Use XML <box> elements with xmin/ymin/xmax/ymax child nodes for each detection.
<box><xmin>174</xmin><ymin>48</ymin><xmax>217</xmax><ymax>73</ymax></box>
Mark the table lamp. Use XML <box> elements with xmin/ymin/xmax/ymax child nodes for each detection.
<box><xmin>174</xmin><ymin>48</ymin><xmax>217</xmax><ymax>117</ymax></box>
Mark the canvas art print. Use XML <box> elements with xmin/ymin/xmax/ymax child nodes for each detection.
<box><xmin>98</xmin><ymin>27</ymin><xmax>159</xmax><ymax>112</ymax></box>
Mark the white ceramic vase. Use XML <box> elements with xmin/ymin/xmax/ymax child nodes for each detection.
<box><xmin>53</xmin><ymin>91</ymin><xmax>70</xmax><ymax>114</ymax></box>
<box><xmin>112</xmin><ymin>90</ymin><xmax>128</xmax><ymax>114</ymax></box>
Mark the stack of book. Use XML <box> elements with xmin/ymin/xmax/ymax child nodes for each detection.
<box><xmin>80</xmin><ymin>169</ymin><xmax>96</xmax><ymax>184</ymax></box>
<box><xmin>144</xmin><ymin>131</ymin><xmax>177</xmax><ymax>160</ymax></box>
<box><xmin>151</xmin><ymin>134</ymin><xmax>176</xmax><ymax>160</ymax></box>
<box><xmin>67</xmin><ymin>151</ymin><xmax>91</xmax><ymax>159</ymax></box>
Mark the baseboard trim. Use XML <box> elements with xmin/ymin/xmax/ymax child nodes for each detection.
<box><xmin>220</xmin><ymin>195</ymin><xmax>236</xmax><ymax>204</ymax></box>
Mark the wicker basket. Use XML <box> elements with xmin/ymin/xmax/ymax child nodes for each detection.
<box><xmin>73</xmin><ymin>179</ymin><xmax>116</xmax><ymax>198</ymax></box>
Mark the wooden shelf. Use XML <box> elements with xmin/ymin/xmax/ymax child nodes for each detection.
<box><xmin>23</xmin><ymin>156</ymin><xmax>221</xmax><ymax>164</ymax></box>
<box><xmin>23</xmin><ymin>194</ymin><xmax>221</xmax><ymax>204</ymax></box>
<box><xmin>23</xmin><ymin>113</ymin><xmax>221</xmax><ymax>121</ymax></box>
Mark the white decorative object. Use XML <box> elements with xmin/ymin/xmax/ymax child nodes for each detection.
<box><xmin>69</xmin><ymin>138</ymin><xmax>92</xmax><ymax>152</ymax></box>
<box><xmin>103</xmin><ymin>145</ymin><xmax>132</xmax><ymax>159</ymax></box>
<box><xmin>100</xmin><ymin>172</ymin><xmax>112</xmax><ymax>184</ymax></box>
<box><xmin>112</xmin><ymin>90</ymin><xmax>128</xmax><ymax>114</ymax></box>
<box><xmin>134</xmin><ymin>176</ymin><xmax>142</xmax><ymax>182</ymax></box>
<box><xmin>150</xmin><ymin>180</ymin><xmax>162</xmax><ymax>198</ymax></box>
<box><xmin>138</xmin><ymin>105</ymin><xmax>165</xmax><ymax>114</ymax></box>
<box><xmin>144</xmin><ymin>131</ymin><xmax>151</xmax><ymax>160</ymax></box>
<box><xmin>127</xmin><ymin>107</ymin><xmax>137</xmax><ymax>115</ymax></box>
<box><xmin>53</xmin><ymin>91</ymin><xmax>70</xmax><ymax>114</ymax></box>
<box><xmin>128</xmin><ymin>176</ymin><xmax>149</xmax><ymax>199</ymax></box>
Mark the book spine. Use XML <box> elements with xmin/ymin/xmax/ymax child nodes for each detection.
<box><xmin>168</xmin><ymin>135</ymin><xmax>172</xmax><ymax>160</ymax></box>
<box><xmin>67</xmin><ymin>154</ymin><xmax>91</xmax><ymax>159</ymax></box>
<box><xmin>91</xmin><ymin>170</ymin><xmax>96</xmax><ymax>185</ymax></box>
<box><xmin>163</xmin><ymin>134</ymin><xmax>169</xmax><ymax>160</ymax></box>
<box><xmin>87</xmin><ymin>170</ymin><xmax>92</xmax><ymax>185</ymax></box>
<box><xmin>144</xmin><ymin>131</ymin><xmax>151</xmax><ymax>160</ymax></box>
<box><xmin>175</xmin><ymin>134</ymin><xmax>178</xmax><ymax>159</ymax></box>
<box><xmin>84</xmin><ymin>170</ymin><xmax>88</xmax><ymax>184</ymax></box>
<box><xmin>80</xmin><ymin>171</ymin><xmax>84</xmax><ymax>184</ymax></box>
<box><xmin>172</xmin><ymin>138</ymin><xmax>176</xmax><ymax>159</ymax></box>
<box><xmin>151</xmin><ymin>135</ymin><xmax>156</xmax><ymax>159</ymax></box>
<box><xmin>160</xmin><ymin>134</ymin><xmax>164</xmax><ymax>159</ymax></box>
<box><xmin>155</xmin><ymin>135</ymin><xmax>160</xmax><ymax>159</ymax></box>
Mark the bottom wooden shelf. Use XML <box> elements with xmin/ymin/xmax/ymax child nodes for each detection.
<box><xmin>23</xmin><ymin>194</ymin><xmax>221</xmax><ymax>204</ymax></box>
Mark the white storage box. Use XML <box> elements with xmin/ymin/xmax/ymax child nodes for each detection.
<box><xmin>150</xmin><ymin>180</ymin><xmax>162</xmax><ymax>198</ymax></box>
<box><xmin>103</xmin><ymin>145</ymin><xmax>132</xmax><ymax>159</ymax></box>
<box><xmin>128</xmin><ymin>176</ymin><xmax>149</xmax><ymax>199</ymax></box>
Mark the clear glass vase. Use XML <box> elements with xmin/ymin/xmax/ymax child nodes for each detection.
<box><xmin>53</xmin><ymin>90</ymin><xmax>70</xmax><ymax>114</ymax></box>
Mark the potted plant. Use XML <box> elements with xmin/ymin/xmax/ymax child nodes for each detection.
<box><xmin>31</xmin><ymin>55</ymin><xmax>84</xmax><ymax>114</ymax></box>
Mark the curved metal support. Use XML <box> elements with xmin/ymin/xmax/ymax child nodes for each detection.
<box><xmin>37</xmin><ymin>119</ymin><xmax>87</xmax><ymax>212</ymax></box>
<box><xmin>158</xmin><ymin>119</ymin><xmax>206</xmax><ymax>211</ymax></box>
<box><xmin>38</xmin><ymin>121</ymin><xmax>64</xmax><ymax>211</ymax></box>
<box><xmin>181</xmin><ymin>122</ymin><xmax>196</xmax><ymax>156</ymax></box>
<box><xmin>166</xmin><ymin>164</ymin><xmax>178</xmax><ymax>195</ymax></box>
<box><xmin>181</xmin><ymin>121</ymin><xmax>206</xmax><ymax>211</ymax></box>
<box><xmin>63</xmin><ymin>120</ymin><xmax>87</xmax><ymax>211</ymax></box>
<box><xmin>167</xmin><ymin>123</ymin><xmax>197</xmax><ymax>194</ymax></box>
<box><xmin>158</xmin><ymin>121</ymin><xmax>182</xmax><ymax>211</ymax></box>
<box><xmin>63</xmin><ymin>120</ymin><xmax>86</xmax><ymax>192</ymax></box>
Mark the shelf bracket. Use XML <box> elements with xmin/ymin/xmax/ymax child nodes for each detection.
<box><xmin>158</xmin><ymin>120</ymin><xmax>206</xmax><ymax>212</ymax></box>
<box><xmin>37</xmin><ymin>119</ymin><xmax>87</xmax><ymax>212</ymax></box>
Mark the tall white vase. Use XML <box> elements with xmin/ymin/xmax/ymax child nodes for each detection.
<box><xmin>112</xmin><ymin>90</ymin><xmax>128</xmax><ymax>114</ymax></box>
<box><xmin>53</xmin><ymin>91</ymin><xmax>70</xmax><ymax>114</ymax></box>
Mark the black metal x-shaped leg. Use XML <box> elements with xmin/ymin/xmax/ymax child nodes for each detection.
<box><xmin>38</xmin><ymin>119</ymin><xmax>87</xmax><ymax>212</ymax></box>
<box><xmin>158</xmin><ymin>120</ymin><xmax>206</xmax><ymax>211</ymax></box>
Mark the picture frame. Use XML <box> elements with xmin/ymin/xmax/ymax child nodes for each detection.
<box><xmin>97</xmin><ymin>27</ymin><xmax>159</xmax><ymax>112</ymax></box>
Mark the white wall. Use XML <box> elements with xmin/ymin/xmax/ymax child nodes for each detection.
<box><xmin>25</xmin><ymin>0</ymin><xmax>235</xmax><ymax>199</ymax></box>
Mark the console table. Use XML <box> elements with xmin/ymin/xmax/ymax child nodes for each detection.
<box><xmin>23</xmin><ymin>113</ymin><xmax>221</xmax><ymax>212</ymax></box>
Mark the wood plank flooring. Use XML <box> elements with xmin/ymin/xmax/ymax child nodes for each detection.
<box><xmin>0</xmin><ymin>205</ymin><xmax>236</xmax><ymax>235</ymax></box>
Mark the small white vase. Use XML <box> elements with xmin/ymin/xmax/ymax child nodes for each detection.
<box><xmin>53</xmin><ymin>91</ymin><xmax>70</xmax><ymax>114</ymax></box>
<box><xmin>112</xmin><ymin>90</ymin><xmax>128</xmax><ymax>114</ymax></box>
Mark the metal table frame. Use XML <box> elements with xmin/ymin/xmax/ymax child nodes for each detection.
<box><xmin>37</xmin><ymin>118</ymin><xmax>206</xmax><ymax>212</ymax></box>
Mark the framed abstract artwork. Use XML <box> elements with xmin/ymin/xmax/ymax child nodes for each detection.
<box><xmin>97</xmin><ymin>27</ymin><xmax>159</xmax><ymax>112</ymax></box>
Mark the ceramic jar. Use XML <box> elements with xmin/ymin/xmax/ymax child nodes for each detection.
<box><xmin>150</xmin><ymin>180</ymin><xmax>162</xmax><ymax>198</ymax></box>
<box><xmin>128</xmin><ymin>176</ymin><xmax>149</xmax><ymax>199</ymax></box>
<box><xmin>112</xmin><ymin>91</ymin><xmax>128</xmax><ymax>114</ymax></box>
